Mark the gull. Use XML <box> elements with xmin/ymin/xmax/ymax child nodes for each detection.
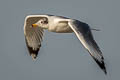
<box><xmin>24</xmin><ymin>14</ymin><xmax>107</xmax><ymax>74</ymax></box>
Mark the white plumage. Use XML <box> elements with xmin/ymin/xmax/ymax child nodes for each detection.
<box><xmin>24</xmin><ymin>14</ymin><xmax>107</xmax><ymax>74</ymax></box>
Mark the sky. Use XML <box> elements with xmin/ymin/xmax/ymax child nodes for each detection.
<box><xmin>0</xmin><ymin>0</ymin><xmax>120</xmax><ymax>80</ymax></box>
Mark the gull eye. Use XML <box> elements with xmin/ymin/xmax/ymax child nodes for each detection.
<box><xmin>41</xmin><ymin>21</ymin><xmax>44</xmax><ymax>24</ymax></box>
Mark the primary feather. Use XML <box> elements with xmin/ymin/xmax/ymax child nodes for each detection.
<box><xmin>68</xmin><ymin>20</ymin><xmax>107</xmax><ymax>74</ymax></box>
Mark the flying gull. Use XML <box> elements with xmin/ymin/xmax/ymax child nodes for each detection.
<box><xmin>24</xmin><ymin>14</ymin><xmax>107</xmax><ymax>74</ymax></box>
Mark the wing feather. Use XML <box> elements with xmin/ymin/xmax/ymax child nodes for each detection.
<box><xmin>24</xmin><ymin>16</ymin><xmax>45</xmax><ymax>60</ymax></box>
<box><xmin>25</xmin><ymin>27</ymin><xmax>44</xmax><ymax>59</ymax></box>
<box><xmin>68</xmin><ymin>20</ymin><xmax>107</xmax><ymax>74</ymax></box>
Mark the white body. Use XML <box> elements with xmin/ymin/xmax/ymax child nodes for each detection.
<box><xmin>47</xmin><ymin>16</ymin><xmax>73</xmax><ymax>33</ymax></box>
<box><xmin>24</xmin><ymin>14</ymin><xmax>107</xmax><ymax>74</ymax></box>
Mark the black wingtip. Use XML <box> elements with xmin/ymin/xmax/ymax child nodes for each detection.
<box><xmin>25</xmin><ymin>38</ymin><xmax>40</xmax><ymax>60</ymax></box>
<box><xmin>31</xmin><ymin>53</ymin><xmax>37</xmax><ymax>61</ymax></box>
<box><xmin>26</xmin><ymin>45</ymin><xmax>40</xmax><ymax>60</ymax></box>
<box><xmin>93</xmin><ymin>57</ymin><xmax>107</xmax><ymax>75</ymax></box>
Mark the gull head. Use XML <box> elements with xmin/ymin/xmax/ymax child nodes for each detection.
<box><xmin>32</xmin><ymin>17</ymin><xmax>49</xmax><ymax>29</ymax></box>
<box><xmin>24</xmin><ymin>15</ymin><xmax>49</xmax><ymax>29</ymax></box>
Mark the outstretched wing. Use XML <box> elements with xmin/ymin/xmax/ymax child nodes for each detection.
<box><xmin>25</xmin><ymin>27</ymin><xmax>43</xmax><ymax>60</ymax></box>
<box><xmin>68</xmin><ymin>20</ymin><xmax>107</xmax><ymax>74</ymax></box>
<box><xmin>24</xmin><ymin>16</ymin><xmax>44</xmax><ymax>60</ymax></box>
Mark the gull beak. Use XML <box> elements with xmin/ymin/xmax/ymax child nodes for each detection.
<box><xmin>32</xmin><ymin>24</ymin><xmax>38</xmax><ymax>28</ymax></box>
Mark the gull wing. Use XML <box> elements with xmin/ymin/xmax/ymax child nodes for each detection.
<box><xmin>68</xmin><ymin>20</ymin><xmax>107</xmax><ymax>74</ymax></box>
<box><xmin>24</xmin><ymin>16</ymin><xmax>45</xmax><ymax>60</ymax></box>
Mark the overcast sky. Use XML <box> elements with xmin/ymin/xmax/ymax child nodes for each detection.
<box><xmin>0</xmin><ymin>0</ymin><xmax>120</xmax><ymax>80</ymax></box>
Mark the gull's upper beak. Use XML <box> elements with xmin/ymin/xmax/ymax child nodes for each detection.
<box><xmin>32</xmin><ymin>24</ymin><xmax>38</xmax><ymax>28</ymax></box>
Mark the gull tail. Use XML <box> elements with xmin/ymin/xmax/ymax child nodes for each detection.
<box><xmin>91</xmin><ymin>28</ymin><xmax>100</xmax><ymax>31</ymax></box>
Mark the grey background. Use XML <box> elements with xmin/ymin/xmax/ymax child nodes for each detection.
<box><xmin>0</xmin><ymin>0</ymin><xmax>120</xmax><ymax>80</ymax></box>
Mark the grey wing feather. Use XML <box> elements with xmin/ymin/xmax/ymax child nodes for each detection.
<box><xmin>68</xmin><ymin>20</ymin><xmax>107</xmax><ymax>74</ymax></box>
<box><xmin>25</xmin><ymin>27</ymin><xmax>44</xmax><ymax>59</ymax></box>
